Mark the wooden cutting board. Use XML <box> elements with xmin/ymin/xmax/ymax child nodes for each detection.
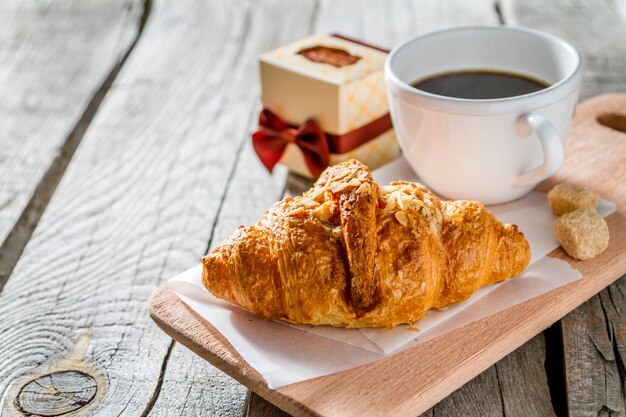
<box><xmin>149</xmin><ymin>93</ymin><xmax>626</xmax><ymax>417</ymax></box>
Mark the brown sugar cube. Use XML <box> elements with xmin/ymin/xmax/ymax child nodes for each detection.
<box><xmin>554</xmin><ymin>207</ymin><xmax>609</xmax><ymax>260</ymax></box>
<box><xmin>548</xmin><ymin>183</ymin><xmax>598</xmax><ymax>216</ymax></box>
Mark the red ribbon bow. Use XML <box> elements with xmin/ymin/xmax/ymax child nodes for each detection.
<box><xmin>252</xmin><ymin>108</ymin><xmax>330</xmax><ymax>178</ymax></box>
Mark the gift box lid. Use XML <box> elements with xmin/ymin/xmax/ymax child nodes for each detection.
<box><xmin>260</xmin><ymin>35</ymin><xmax>387</xmax><ymax>86</ymax></box>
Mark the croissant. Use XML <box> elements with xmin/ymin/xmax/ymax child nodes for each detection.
<box><xmin>202</xmin><ymin>160</ymin><xmax>530</xmax><ymax>328</ymax></box>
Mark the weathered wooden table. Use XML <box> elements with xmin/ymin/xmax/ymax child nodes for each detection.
<box><xmin>1</xmin><ymin>0</ymin><xmax>625</xmax><ymax>416</ymax></box>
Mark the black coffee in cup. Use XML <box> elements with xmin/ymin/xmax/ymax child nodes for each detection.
<box><xmin>411</xmin><ymin>70</ymin><xmax>549</xmax><ymax>100</ymax></box>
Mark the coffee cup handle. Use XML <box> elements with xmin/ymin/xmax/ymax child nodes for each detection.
<box><xmin>513</xmin><ymin>113</ymin><xmax>564</xmax><ymax>188</ymax></box>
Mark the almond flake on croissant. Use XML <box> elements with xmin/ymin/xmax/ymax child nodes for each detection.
<box><xmin>202</xmin><ymin>159</ymin><xmax>530</xmax><ymax>328</ymax></box>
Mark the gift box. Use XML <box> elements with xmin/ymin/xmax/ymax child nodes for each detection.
<box><xmin>253</xmin><ymin>34</ymin><xmax>400</xmax><ymax>179</ymax></box>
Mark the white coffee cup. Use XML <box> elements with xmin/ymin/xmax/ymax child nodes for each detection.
<box><xmin>385</xmin><ymin>26</ymin><xmax>583</xmax><ymax>204</ymax></box>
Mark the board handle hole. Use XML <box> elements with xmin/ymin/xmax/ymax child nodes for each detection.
<box><xmin>597</xmin><ymin>113</ymin><xmax>626</xmax><ymax>134</ymax></box>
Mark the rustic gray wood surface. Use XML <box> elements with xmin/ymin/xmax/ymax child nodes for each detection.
<box><xmin>0</xmin><ymin>0</ymin><xmax>624</xmax><ymax>416</ymax></box>
<box><xmin>0</xmin><ymin>0</ymin><xmax>143</xmax><ymax>287</ymax></box>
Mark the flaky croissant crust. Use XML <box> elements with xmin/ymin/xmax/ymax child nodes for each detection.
<box><xmin>202</xmin><ymin>160</ymin><xmax>531</xmax><ymax>328</ymax></box>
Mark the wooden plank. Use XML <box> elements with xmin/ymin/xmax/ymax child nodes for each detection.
<box><xmin>0</xmin><ymin>0</ymin><xmax>143</xmax><ymax>287</ymax></box>
<box><xmin>561</xmin><ymin>292</ymin><xmax>625</xmax><ymax>416</ymax></box>
<box><xmin>501</xmin><ymin>0</ymin><xmax>626</xmax><ymax>99</ymax></box>
<box><xmin>496</xmin><ymin>335</ymin><xmax>557</xmax><ymax>417</ymax></box>
<box><xmin>149</xmin><ymin>92</ymin><xmax>626</xmax><ymax>417</ymax></box>
<box><xmin>421</xmin><ymin>334</ymin><xmax>557</xmax><ymax>417</ymax></box>
<box><xmin>502</xmin><ymin>1</ymin><xmax>626</xmax><ymax>415</ymax></box>
<box><xmin>146</xmin><ymin>128</ymin><xmax>290</xmax><ymax>417</ymax></box>
<box><xmin>144</xmin><ymin>0</ymin><xmax>315</xmax><ymax>414</ymax></box>
<box><xmin>418</xmin><ymin>335</ymin><xmax>556</xmax><ymax>417</ymax></box>
<box><xmin>142</xmin><ymin>344</ymin><xmax>249</xmax><ymax>417</ymax></box>
<box><xmin>421</xmin><ymin>368</ymin><xmax>504</xmax><ymax>417</ymax></box>
<box><xmin>0</xmin><ymin>0</ymin><xmax>319</xmax><ymax>415</ymax></box>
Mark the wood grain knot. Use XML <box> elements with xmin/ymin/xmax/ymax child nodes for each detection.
<box><xmin>16</xmin><ymin>371</ymin><xmax>97</xmax><ymax>416</ymax></box>
<box><xmin>597</xmin><ymin>113</ymin><xmax>626</xmax><ymax>133</ymax></box>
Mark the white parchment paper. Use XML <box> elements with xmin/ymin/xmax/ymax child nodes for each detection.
<box><xmin>168</xmin><ymin>157</ymin><xmax>616</xmax><ymax>389</ymax></box>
